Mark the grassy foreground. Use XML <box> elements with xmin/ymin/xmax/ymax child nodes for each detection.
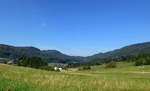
<box><xmin>0</xmin><ymin>63</ymin><xmax>150</xmax><ymax>91</ymax></box>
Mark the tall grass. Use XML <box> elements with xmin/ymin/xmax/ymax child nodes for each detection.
<box><xmin>0</xmin><ymin>63</ymin><xmax>150</xmax><ymax>91</ymax></box>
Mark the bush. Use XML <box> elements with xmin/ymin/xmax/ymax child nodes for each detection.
<box><xmin>4</xmin><ymin>60</ymin><xmax>7</xmax><ymax>64</ymax></box>
<box><xmin>105</xmin><ymin>61</ymin><xmax>117</xmax><ymax>68</ymax></box>
<box><xmin>135</xmin><ymin>58</ymin><xmax>150</xmax><ymax>66</ymax></box>
<box><xmin>79</xmin><ymin>66</ymin><xmax>91</xmax><ymax>71</ymax></box>
<box><xmin>144</xmin><ymin>58</ymin><xmax>150</xmax><ymax>65</ymax></box>
<box><xmin>39</xmin><ymin>66</ymin><xmax>54</xmax><ymax>71</ymax></box>
<box><xmin>135</xmin><ymin>59</ymin><xmax>145</xmax><ymax>66</ymax></box>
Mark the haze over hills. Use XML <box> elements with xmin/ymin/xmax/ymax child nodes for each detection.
<box><xmin>0</xmin><ymin>42</ymin><xmax>150</xmax><ymax>63</ymax></box>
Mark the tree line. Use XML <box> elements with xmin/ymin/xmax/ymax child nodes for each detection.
<box><xmin>67</xmin><ymin>54</ymin><xmax>150</xmax><ymax>68</ymax></box>
<box><xmin>17</xmin><ymin>56</ymin><xmax>54</xmax><ymax>71</ymax></box>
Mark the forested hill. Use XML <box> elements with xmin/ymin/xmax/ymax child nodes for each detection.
<box><xmin>1</xmin><ymin>42</ymin><xmax>150</xmax><ymax>63</ymax></box>
<box><xmin>88</xmin><ymin>42</ymin><xmax>150</xmax><ymax>61</ymax></box>
<box><xmin>0</xmin><ymin>44</ymin><xmax>84</xmax><ymax>63</ymax></box>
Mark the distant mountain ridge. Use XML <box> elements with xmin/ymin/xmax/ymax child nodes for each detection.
<box><xmin>89</xmin><ymin>42</ymin><xmax>150</xmax><ymax>61</ymax></box>
<box><xmin>0</xmin><ymin>44</ymin><xmax>84</xmax><ymax>63</ymax></box>
<box><xmin>1</xmin><ymin>42</ymin><xmax>150</xmax><ymax>63</ymax></box>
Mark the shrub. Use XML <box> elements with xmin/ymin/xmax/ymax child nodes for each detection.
<box><xmin>17</xmin><ymin>56</ymin><xmax>28</xmax><ymax>66</ymax></box>
<box><xmin>105</xmin><ymin>61</ymin><xmax>117</xmax><ymax>68</ymax></box>
<box><xmin>79</xmin><ymin>66</ymin><xmax>91</xmax><ymax>71</ymax></box>
<box><xmin>135</xmin><ymin>59</ymin><xmax>145</xmax><ymax>66</ymax></box>
<box><xmin>144</xmin><ymin>57</ymin><xmax>150</xmax><ymax>65</ymax></box>
<box><xmin>39</xmin><ymin>66</ymin><xmax>54</xmax><ymax>71</ymax></box>
<box><xmin>135</xmin><ymin>58</ymin><xmax>150</xmax><ymax>66</ymax></box>
<box><xmin>4</xmin><ymin>60</ymin><xmax>7</xmax><ymax>64</ymax></box>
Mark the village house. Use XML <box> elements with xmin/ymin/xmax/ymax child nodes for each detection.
<box><xmin>54</xmin><ymin>67</ymin><xmax>63</xmax><ymax>71</ymax></box>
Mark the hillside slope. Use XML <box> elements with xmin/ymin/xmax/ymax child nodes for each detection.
<box><xmin>89</xmin><ymin>42</ymin><xmax>150</xmax><ymax>60</ymax></box>
<box><xmin>0</xmin><ymin>63</ymin><xmax>150</xmax><ymax>91</ymax></box>
<box><xmin>0</xmin><ymin>44</ymin><xmax>84</xmax><ymax>63</ymax></box>
<box><xmin>1</xmin><ymin>42</ymin><xmax>150</xmax><ymax>63</ymax></box>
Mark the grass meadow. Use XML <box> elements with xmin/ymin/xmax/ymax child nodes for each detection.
<box><xmin>0</xmin><ymin>62</ymin><xmax>150</xmax><ymax>91</ymax></box>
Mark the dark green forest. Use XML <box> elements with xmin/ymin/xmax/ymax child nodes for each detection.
<box><xmin>1</xmin><ymin>42</ymin><xmax>150</xmax><ymax>66</ymax></box>
<box><xmin>0</xmin><ymin>44</ymin><xmax>84</xmax><ymax>63</ymax></box>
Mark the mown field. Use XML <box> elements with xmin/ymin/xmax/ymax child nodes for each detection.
<box><xmin>0</xmin><ymin>62</ymin><xmax>150</xmax><ymax>91</ymax></box>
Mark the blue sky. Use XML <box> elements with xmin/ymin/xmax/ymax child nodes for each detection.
<box><xmin>0</xmin><ymin>0</ymin><xmax>150</xmax><ymax>56</ymax></box>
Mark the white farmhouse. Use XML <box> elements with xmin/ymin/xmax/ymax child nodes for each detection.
<box><xmin>54</xmin><ymin>67</ymin><xmax>58</xmax><ymax>71</ymax></box>
<box><xmin>54</xmin><ymin>67</ymin><xmax>63</xmax><ymax>71</ymax></box>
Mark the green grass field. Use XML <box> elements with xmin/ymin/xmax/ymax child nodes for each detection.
<box><xmin>0</xmin><ymin>62</ymin><xmax>150</xmax><ymax>91</ymax></box>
